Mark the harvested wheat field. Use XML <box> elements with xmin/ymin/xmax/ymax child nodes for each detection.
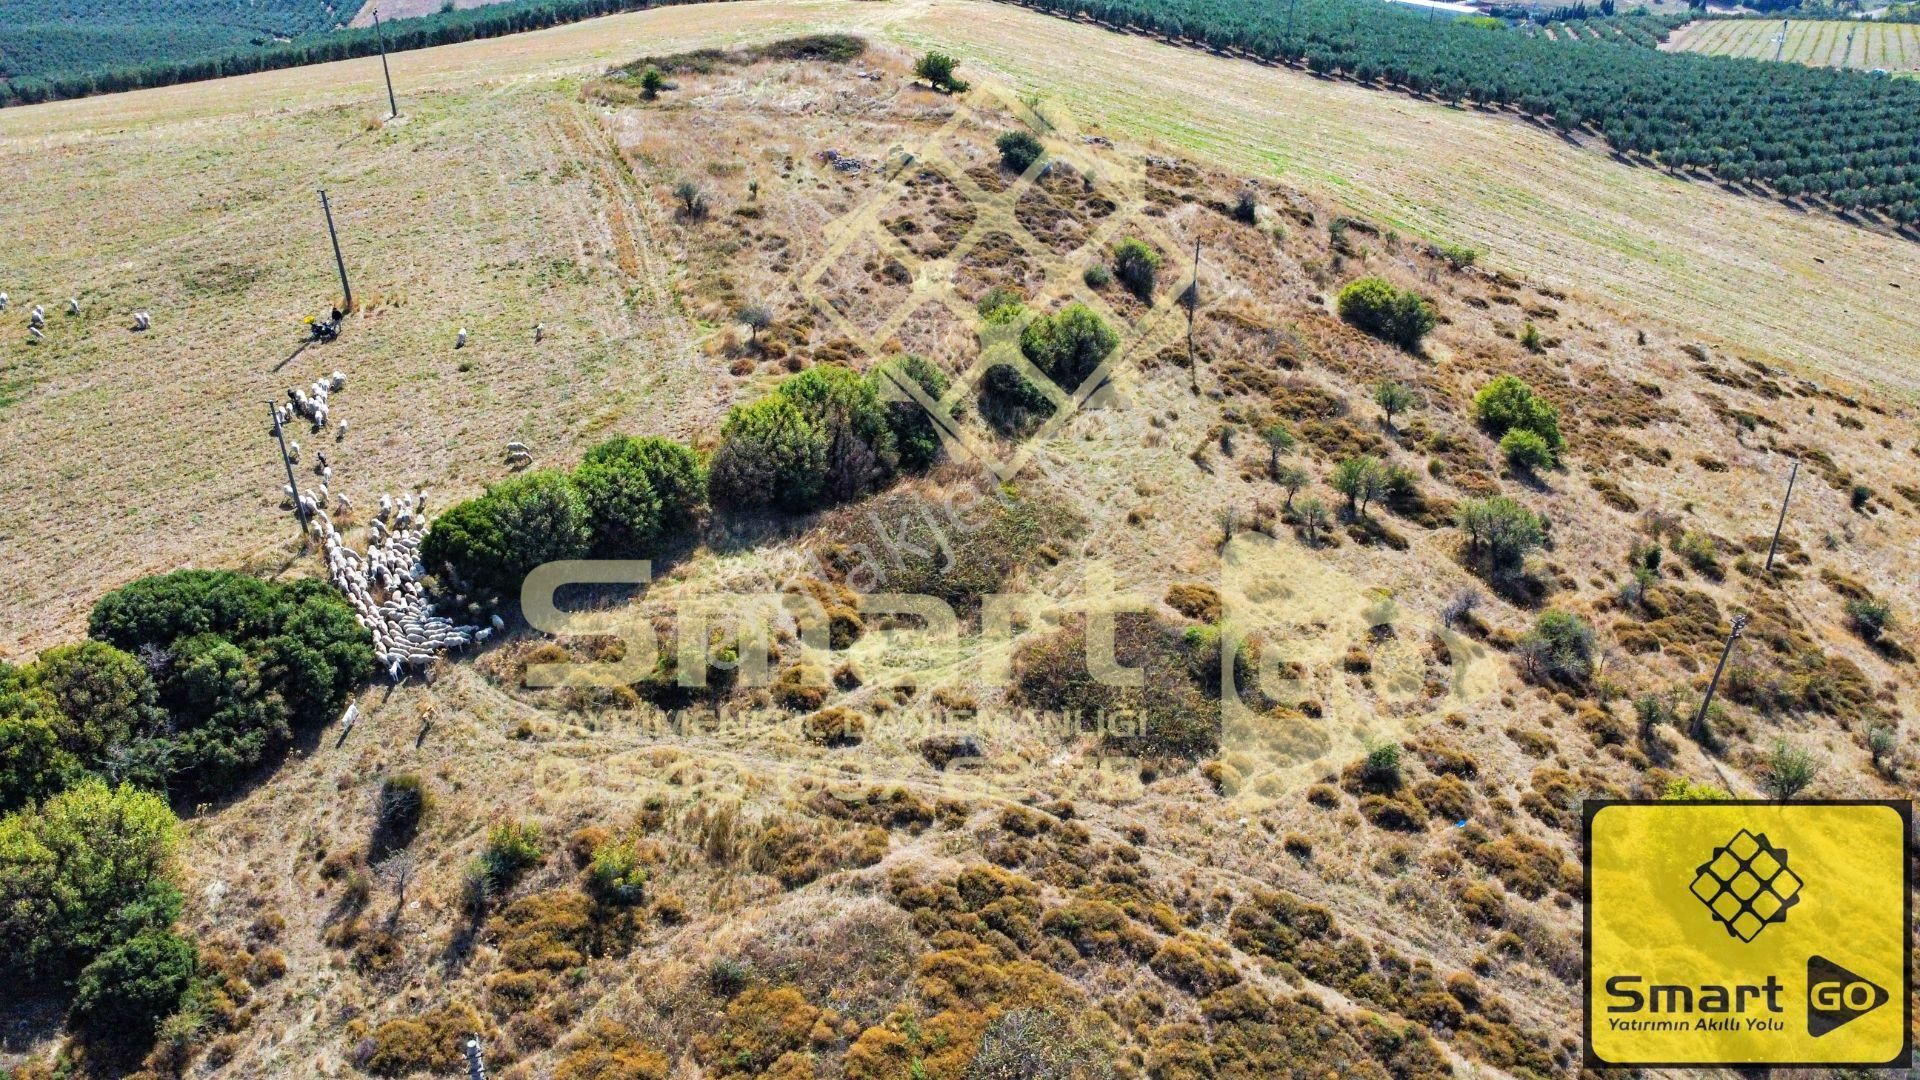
<box><xmin>1666</xmin><ymin>16</ymin><xmax>1920</xmax><ymax>73</ymax></box>
<box><xmin>1</xmin><ymin>5</ymin><xmax>1918</xmax><ymax>1080</ymax></box>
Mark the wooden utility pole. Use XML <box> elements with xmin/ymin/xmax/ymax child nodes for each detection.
<box><xmin>373</xmin><ymin>9</ymin><xmax>399</xmax><ymax>119</ymax></box>
<box><xmin>270</xmin><ymin>401</ymin><xmax>309</xmax><ymax>531</ymax></box>
<box><xmin>1185</xmin><ymin>237</ymin><xmax>1201</xmax><ymax>395</ymax></box>
<box><xmin>1691</xmin><ymin>614</ymin><xmax>1748</xmax><ymax>744</ymax></box>
<box><xmin>1764</xmin><ymin>459</ymin><xmax>1799</xmax><ymax>573</ymax></box>
<box><xmin>318</xmin><ymin>189</ymin><xmax>353</xmax><ymax>313</ymax></box>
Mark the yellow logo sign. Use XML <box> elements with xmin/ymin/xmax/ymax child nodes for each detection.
<box><xmin>1585</xmin><ymin>801</ymin><xmax>1911</xmax><ymax>1068</ymax></box>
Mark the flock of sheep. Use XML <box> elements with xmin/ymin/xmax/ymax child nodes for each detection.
<box><xmin>5</xmin><ymin>292</ymin><xmax>151</xmax><ymax>340</ymax></box>
<box><xmin>275</xmin><ymin>370</ymin><xmax>493</xmax><ymax>682</ymax></box>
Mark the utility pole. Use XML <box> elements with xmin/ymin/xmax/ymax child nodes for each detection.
<box><xmin>1185</xmin><ymin>236</ymin><xmax>1201</xmax><ymax>395</ymax></box>
<box><xmin>373</xmin><ymin>9</ymin><xmax>399</xmax><ymax>119</ymax></box>
<box><xmin>270</xmin><ymin>401</ymin><xmax>309</xmax><ymax>532</ymax></box>
<box><xmin>318</xmin><ymin>189</ymin><xmax>352</xmax><ymax>313</ymax></box>
<box><xmin>1772</xmin><ymin>20</ymin><xmax>1788</xmax><ymax>64</ymax></box>
<box><xmin>1764</xmin><ymin>459</ymin><xmax>1799</xmax><ymax>573</ymax></box>
<box><xmin>464</xmin><ymin>1036</ymin><xmax>488</xmax><ymax>1080</ymax></box>
<box><xmin>1691</xmin><ymin>614</ymin><xmax>1748</xmax><ymax>744</ymax></box>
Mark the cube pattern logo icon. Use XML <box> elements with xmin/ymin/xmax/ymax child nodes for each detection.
<box><xmin>1689</xmin><ymin>829</ymin><xmax>1802</xmax><ymax>942</ymax></box>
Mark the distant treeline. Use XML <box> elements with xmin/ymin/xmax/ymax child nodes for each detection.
<box><xmin>1014</xmin><ymin>0</ymin><xmax>1920</xmax><ymax>222</ymax></box>
<box><xmin>0</xmin><ymin>0</ymin><xmax>348</xmax><ymax>86</ymax></box>
<box><xmin>0</xmin><ymin>0</ymin><xmax>732</xmax><ymax>108</ymax></box>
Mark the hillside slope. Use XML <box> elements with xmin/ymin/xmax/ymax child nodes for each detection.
<box><xmin>0</xmin><ymin>10</ymin><xmax>1916</xmax><ymax>1080</ymax></box>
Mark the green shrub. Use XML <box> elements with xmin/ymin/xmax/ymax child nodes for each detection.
<box><xmin>480</xmin><ymin>820</ymin><xmax>544</xmax><ymax>894</ymax></box>
<box><xmin>913</xmin><ymin>50</ymin><xmax>967</xmax><ymax>92</ymax></box>
<box><xmin>1111</xmin><ymin>237</ymin><xmax>1162</xmax><ymax>300</ymax></box>
<box><xmin>1337</xmin><ymin>277</ymin><xmax>1436</xmax><ymax>351</ymax></box>
<box><xmin>0</xmin><ymin>780</ymin><xmax>182</xmax><ymax>983</ymax></box>
<box><xmin>1019</xmin><ymin>302</ymin><xmax>1119</xmax><ymax>389</ymax></box>
<box><xmin>1519</xmin><ymin>610</ymin><xmax>1596</xmax><ymax>684</ymax></box>
<box><xmin>31</xmin><ymin>642</ymin><xmax>163</xmax><ymax>761</ymax></box>
<box><xmin>711</xmin><ymin>366</ymin><xmax>897</xmax><ymax>513</ymax></box>
<box><xmin>0</xmin><ymin>711</ymin><xmax>82</xmax><ymax>813</ymax></box>
<box><xmin>1083</xmin><ymin>264</ymin><xmax>1111</xmax><ymax>288</ymax></box>
<box><xmin>1471</xmin><ymin>375</ymin><xmax>1564</xmax><ymax>453</ymax></box>
<box><xmin>1361</xmin><ymin>739</ymin><xmax>1402</xmax><ymax>785</ymax></box>
<box><xmin>1661</xmin><ymin>778</ymin><xmax>1730</xmax><ymax>801</ymax></box>
<box><xmin>585</xmin><ymin>841</ymin><xmax>648</xmax><ymax>905</ymax></box>
<box><xmin>1760</xmin><ymin>741</ymin><xmax>1820</xmax><ymax>799</ymax></box>
<box><xmin>163</xmin><ymin>633</ymin><xmax>288</xmax><ymax>793</ymax></box>
<box><xmin>1372</xmin><ymin>380</ymin><xmax>1415</xmax><ymax>429</ymax></box>
<box><xmin>873</xmin><ymin>354</ymin><xmax>951</xmax><ymax>473</ymax></box>
<box><xmin>639</xmin><ymin>65</ymin><xmax>665</xmax><ymax>98</ymax></box>
<box><xmin>1500</xmin><ymin>428</ymin><xmax>1555</xmax><ymax>471</ymax></box>
<box><xmin>995</xmin><ymin>130</ymin><xmax>1044</xmax><ymax>172</ymax></box>
<box><xmin>1455</xmin><ymin>496</ymin><xmax>1545</xmax><ymax>572</ymax></box>
<box><xmin>573</xmin><ymin>435</ymin><xmax>706</xmax><ymax>557</ymax></box>
<box><xmin>1846</xmin><ymin>597</ymin><xmax>1893</xmax><ymax>641</ymax></box>
<box><xmin>70</xmin><ymin>928</ymin><xmax>197</xmax><ymax>1043</ymax></box>
<box><xmin>1330</xmin><ymin>455</ymin><xmax>1388</xmax><ymax>517</ymax></box>
<box><xmin>419</xmin><ymin>470</ymin><xmax>592</xmax><ymax>597</ymax></box>
<box><xmin>90</xmin><ymin>572</ymin><xmax>372</xmax><ymax>738</ymax></box>
<box><xmin>1520</xmin><ymin>321</ymin><xmax>1543</xmax><ymax>352</ymax></box>
<box><xmin>709</xmin><ymin>397</ymin><xmax>828</xmax><ymax>512</ymax></box>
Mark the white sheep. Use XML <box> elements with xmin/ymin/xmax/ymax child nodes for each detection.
<box><xmin>288</xmin><ymin>441</ymin><xmax>300</xmax><ymax>463</ymax></box>
<box><xmin>455</xmin><ymin>327</ymin><xmax>468</xmax><ymax>349</ymax></box>
<box><xmin>29</xmin><ymin>306</ymin><xmax>45</xmax><ymax>329</ymax></box>
<box><xmin>66</xmin><ymin>298</ymin><xmax>79</xmax><ymax>316</ymax></box>
<box><xmin>132</xmin><ymin>311</ymin><xmax>151</xmax><ymax>331</ymax></box>
<box><xmin>533</xmin><ymin>323</ymin><xmax>544</xmax><ymax>343</ymax></box>
<box><xmin>336</xmin><ymin>419</ymin><xmax>349</xmax><ymax>440</ymax></box>
<box><xmin>329</xmin><ymin>371</ymin><xmax>346</xmax><ymax>391</ymax></box>
<box><xmin>0</xmin><ymin>291</ymin><xmax>8</xmax><ymax>311</ymax></box>
<box><xmin>27</xmin><ymin>326</ymin><xmax>43</xmax><ymax>343</ymax></box>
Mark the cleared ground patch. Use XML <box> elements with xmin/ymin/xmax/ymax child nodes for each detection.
<box><xmin>1665</xmin><ymin>17</ymin><xmax>1920</xmax><ymax>72</ymax></box>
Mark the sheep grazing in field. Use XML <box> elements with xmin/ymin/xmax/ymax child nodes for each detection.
<box><xmin>455</xmin><ymin>327</ymin><xmax>468</xmax><ymax>349</ymax></box>
<box><xmin>288</xmin><ymin>440</ymin><xmax>301</xmax><ymax>464</ymax></box>
<box><xmin>0</xmin><ymin>292</ymin><xmax>9</xmax><ymax>311</ymax></box>
<box><xmin>29</xmin><ymin>306</ymin><xmax>45</xmax><ymax>329</ymax></box>
<box><xmin>328</xmin><ymin>371</ymin><xmax>346</xmax><ymax>391</ymax></box>
<box><xmin>336</xmin><ymin>419</ymin><xmax>349</xmax><ymax>440</ymax></box>
<box><xmin>315</xmin><ymin>450</ymin><xmax>329</xmax><ymax>471</ymax></box>
<box><xmin>66</xmin><ymin>298</ymin><xmax>79</xmax><ymax>316</ymax></box>
<box><xmin>533</xmin><ymin>322</ymin><xmax>544</xmax><ymax>343</ymax></box>
<box><xmin>27</xmin><ymin>326</ymin><xmax>43</xmax><ymax>343</ymax></box>
<box><xmin>132</xmin><ymin>311</ymin><xmax>151</xmax><ymax>331</ymax></box>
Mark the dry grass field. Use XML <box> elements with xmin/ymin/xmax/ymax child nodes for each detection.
<box><xmin>2</xmin><ymin>7</ymin><xmax>1919</xmax><ymax>1079</ymax></box>
<box><xmin>5</xmin><ymin>0</ymin><xmax>1920</xmax><ymax>659</ymax></box>
<box><xmin>1665</xmin><ymin>16</ymin><xmax>1920</xmax><ymax>72</ymax></box>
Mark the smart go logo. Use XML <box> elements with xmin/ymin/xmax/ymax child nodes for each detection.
<box><xmin>1584</xmin><ymin>800</ymin><xmax>1912</xmax><ymax>1068</ymax></box>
